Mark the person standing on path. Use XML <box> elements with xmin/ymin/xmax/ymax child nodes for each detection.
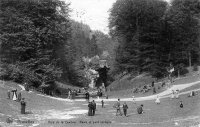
<box><xmin>122</xmin><ymin>102</ymin><xmax>128</xmax><ymax>116</ymax></box>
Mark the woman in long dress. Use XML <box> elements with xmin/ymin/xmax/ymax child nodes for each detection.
<box><xmin>12</xmin><ymin>89</ymin><xmax>17</xmax><ymax>101</ymax></box>
<box><xmin>155</xmin><ymin>95</ymin><xmax>160</xmax><ymax>104</ymax></box>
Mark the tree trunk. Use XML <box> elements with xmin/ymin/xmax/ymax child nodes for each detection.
<box><xmin>188</xmin><ymin>51</ymin><xmax>191</xmax><ymax>67</ymax></box>
<box><xmin>178</xmin><ymin>70</ymin><xmax>180</xmax><ymax>78</ymax></box>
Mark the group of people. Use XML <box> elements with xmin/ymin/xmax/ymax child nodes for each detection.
<box><xmin>114</xmin><ymin>99</ymin><xmax>129</xmax><ymax>116</ymax></box>
<box><xmin>7</xmin><ymin>89</ymin><xmax>26</xmax><ymax>114</ymax></box>
<box><xmin>88</xmin><ymin>100</ymin><xmax>96</xmax><ymax>116</ymax></box>
<box><xmin>171</xmin><ymin>89</ymin><xmax>180</xmax><ymax>99</ymax></box>
<box><xmin>7</xmin><ymin>89</ymin><xmax>21</xmax><ymax>102</ymax></box>
<box><xmin>113</xmin><ymin>98</ymin><xmax>145</xmax><ymax>116</ymax></box>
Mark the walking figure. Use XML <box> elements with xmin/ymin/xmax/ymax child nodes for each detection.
<box><xmin>114</xmin><ymin>98</ymin><xmax>122</xmax><ymax>116</ymax></box>
<box><xmin>122</xmin><ymin>102</ymin><xmax>128</xmax><ymax>116</ymax></box>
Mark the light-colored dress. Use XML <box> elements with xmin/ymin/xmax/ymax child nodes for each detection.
<box><xmin>12</xmin><ymin>91</ymin><xmax>17</xmax><ymax>101</ymax></box>
<box><xmin>155</xmin><ymin>97</ymin><xmax>160</xmax><ymax>104</ymax></box>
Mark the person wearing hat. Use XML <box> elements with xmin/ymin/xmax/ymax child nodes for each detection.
<box><xmin>21</xmin><ymin>98</ymin><xmax>26</xmax><ymax>114</ymax></box>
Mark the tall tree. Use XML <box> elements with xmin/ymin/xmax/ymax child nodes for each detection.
<box><xmin>0</xmin><ymin>0</ymin><xmax>71</xmax><ymax>87</ymax></box>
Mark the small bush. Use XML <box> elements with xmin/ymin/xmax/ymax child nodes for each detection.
<box><xmin>179</xmin><ymin>68</ymin><xmax>189</xmax><ymax>76</ymax></box>
<box><xmin>193</xmin><ymin>64</ymin><xmax>198</xmax><ymax>71</ymax></box>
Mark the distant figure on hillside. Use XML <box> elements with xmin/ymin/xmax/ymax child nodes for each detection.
<box><xmin>175</xmin><ymin>90</ymin><xmax>179</xmax><ymax>99</ymax></box>
<box><xmin>180</xmin><ymin>101</ymin><xmax>183</xmax><ymax>108</ymax></box>
<box><xmin>137</xmin><ymin>104</ymin><xmax>144</xmax><ymax>114</ymax></box>
<box><xmin>122</xmin><ymin>102</ymin><xmax>128</xmax><ymax>116</ymax></box>
<box><xmin>171</xmin><ymin>90</ymin><xmax>175</xmax><ymax>99</ymax></box>
<box><xmin>152</xmin><ymin>81</ymin><xmax>154</xmax><ymax>87</ymax></box>
<box><xmin>153</xmin><ymin>87</ymin><xmax>156</xmax><ymax>94</ymax></box>
<box><xmin>17</xmin><ymin>92</ymin><xmax>22</xmax><ymax>102</ymax></box>
<box><xmin>114</xmin><ymin>98</ymin><xmax>122</xmax><ymax>116</ymax></box>
<box><xmin>85</xmin><ymin>91</ymin><xmax>90</xmax><ymax>101</ymax></box>
<box><xmin>132</xmin><ymin>96</ymin><xmax>136</xmax><ymax>104</ymax></box>
<box><xmin>155</xmin><ymin>95</ymin><xmax>160</xmax><ymax>104</ymax></box>
<box><xmin>7</xmin><ymin>90</ymin><xmax>11</xmax><ymax>99</ymax></box>
<box><xmin>188</xmin><ymin>91</ymin><xmax>195</xmax><ymax>97</ymax></box>
<box><xmin>68</xmin><ymin>90</ymin><xmax>71</xmax><ymax>99</ymax></box>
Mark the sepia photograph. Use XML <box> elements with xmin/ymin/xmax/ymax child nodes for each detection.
<box><xmin>0</xmin><ymin>0</ymin><xmax>200</xmax><ymax>126</ymax></box>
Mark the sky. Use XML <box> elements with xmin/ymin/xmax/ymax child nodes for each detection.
<box><xmin>65</xmin><ymin>0</ymin><xmax>170</xmax><ymax>34</ymax></box>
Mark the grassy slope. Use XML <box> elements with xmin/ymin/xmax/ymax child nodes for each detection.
<box><xmin>0</xmin><ymin>79</ymin><xmax>200</xmax><ymax>127</ymax></box>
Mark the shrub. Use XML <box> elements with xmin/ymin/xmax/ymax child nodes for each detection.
<box><xmin>193</xmin><ymin>64</ymin><xmax>198</xmax><ymax>71</ymax></box>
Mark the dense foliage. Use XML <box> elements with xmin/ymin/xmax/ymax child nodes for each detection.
<box><xmin>109</xmin><ymin>0</ymin><xmax>200</xmax><ymax>78</ymax></box>
<box><xmin>0</xmin><ymin>0</ymin><xmax>70</xmax><ymax>88</ymax></box>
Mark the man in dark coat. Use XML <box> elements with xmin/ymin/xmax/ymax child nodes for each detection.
<box><xmin>92</xmin><ymin>100</ymin><xmax>96</xmax><ymax>116</ymax></box>
<box><xmin>88</xmin><ymin>102</ymin><xmax>93</xmax><ymax>116</ymax></box>
<box><xmin>137</xmin><ymin>104</ymin><xmax>144</xmax><ymax>114</ymax></box>
<box><xmin>17</xmin><ymin>92</ymin><xmax>22</xmax><ymax>102</ymax></box>
<box><xmin>122</xmin><ymin>102</ymin><xmax>128</xmax><ymax>116</ymax></box>
<box><xmin>85</xmin><ymin>91</ymin><xmax>90</xmax><ymax>101</ymax></box>
<box><xmin>21</xmin><ymin>98</ymin><xmax>26</xmax><ymax>114</ymax></box>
